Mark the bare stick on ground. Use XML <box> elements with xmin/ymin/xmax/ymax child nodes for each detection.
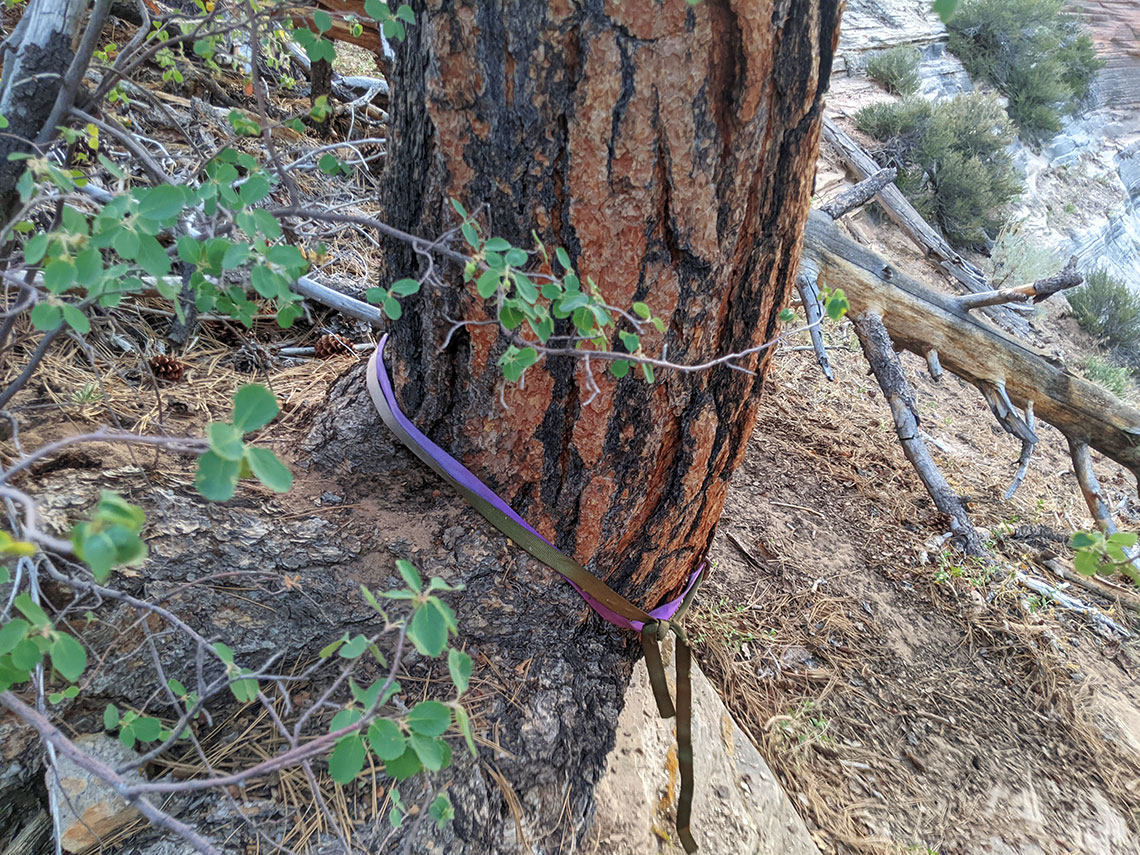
<box><xmin>819</xmin><ymin>166</ymin><xmax>897</xmax><ymax>220</ymax></box>
<box><xmin>1004</xmin><ymin>400</ymin><xmax>1036</xmax><ymax>500</ymax></box>
<box><xmin>851</xmin><ymin>311</ymin><xmax>984</xmax><ymax>555</ymax></box>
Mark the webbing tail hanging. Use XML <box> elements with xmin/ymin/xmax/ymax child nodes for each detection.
<box><xmin>367</xmin><ymin>336</ymin><xmax>704</xmax><ymax>853</ymax></box>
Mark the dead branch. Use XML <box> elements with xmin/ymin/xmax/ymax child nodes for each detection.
<box><xmin>795</xmin><ymin>261</ymin><xmax>834</xmax><ymax>381</ymax></box>
<box><xmin>819</xmin><ymin>166</ymin><xmax>897</xmax><ymax>219</ymax></box>
<box><xmin>977</xmin><ymin>380</ymin><xmax>1037</xmax><ymax>444</ymax></box>
<box><xmin>1042</xmin><ymin>557</ymin><xmax>1140</xmax><ymax>614</ymax></box>
<box><xmin>1067</xmin><ymin>438</ymin><xmax>1140</xmax><ymax>582</ymax></box>
<box><xmin>802</xmin><ymin>210</ymin><xmax>1140</xmax><ymax>485</ymax></box>
<box><xmin>820</xmin><ymin>118</ymin><xmax>1031</xmax><ymax>337</ymax></box>
<box><xmin>851</xmin><ymin>311</ymin><xmax>984</xmax><ymax>555</ymax></box>
<box><xmin>924</xmin><ymin>349</ymin><xmax>943</xmax><ymax>381</ymax></box>
<box><xmin>955</xmin><ymin>256</ymin><xmax>1082</xmax><ymax>311</ymax></box>
<box><xmin>1070</xmin><ymin>440</ymin><xmax>1122</xmax><ymax>533</ymax></box>
<box><xmin>1015</xmin><ymin>571</ymin><xmax>1131</xmax><ymax>638</ymax></box>
<box><xmin>1004</xmin><ymin>400</ymin><xmax>1036</xmax><ymax>500</ymax></box>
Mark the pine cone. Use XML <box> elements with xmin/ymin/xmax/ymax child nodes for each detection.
<box><xmin>314</xmin><ymin>334</ymin><xmax>354</xmax><ymax>358</ymax></box>
<box><xmin>149</xmin><ymin>354</ymin><xmax>186</xmax><ymax>383</ymax></box>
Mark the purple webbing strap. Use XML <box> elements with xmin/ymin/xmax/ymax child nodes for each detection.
<box><xmin>370</xmin><ymin>334</ymin><xmax>705</xmax><ymax>631</ymax></box>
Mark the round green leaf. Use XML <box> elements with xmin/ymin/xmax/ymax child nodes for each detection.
<box><xmin>43</xmin><ymin>259</ymin><xmax>77</xmax><ymax>293</ymax></box>
<box><xmin>136</xmin><ymin>233</ymin><xmax>172</xmax><ymax>278</ymax></box>
<box><xmin>11</xmin><ymin>638</ymin><xmax>42</xmax><ymax>670</ymax></box>
<box><xmin>29</xmin><ymin>303</ymin><xmax>61</xmax><ymax>331</ymax></box>
<box><xmin>194</xmin><ymin>451</ymin><xmax>241</xmax><ymax>501</ymax></box>
<box><xmin>338</xmin><ymin>634</ymin><xmax>368</xmax><ymax>659</ymax></box>
<box><xmin>384</xmin><ymin>745</ymin><xmax>423</xmax><ymax>780</ymax></box>
<box><xmin>330</xmin><ymin>708</ymin><xmax>364</xmax><ymax>731</ymax></box>
<box><xmin>448</xmin><ymin>648</ymin><xmax>472</xmax><ymax>695</ymax></box>
<box><xmin>61</xmin><ymin>304</ymin><xmax>90</xmax><ymax>335</ymax></box>
<box><xmin>390</xmin><ymin>278</ymin><xmax>421</xmax><ymax>296</ymax></box>
<box><xmin>0</xmin><ymin>619</ymin><xmax>30</xmax><ymax>657</ymax></box>
<box><xmin>409</xmin><ymin>733</ymin><xmax>446</xmax><ymax>771</ymax></box>
<box><xmin>137</xmin><ymin>184</ymin><xmax>187</xmax><ymax>221</ymax></box>
<box><xmin>206</xmin><ymin>422</ymin><xmax>245</xmax><ymax>462</ymax></box>
<box><xmin>409</xmin><ymin>603</ymin><xmax>447</xmax><ymax>657</ymax></box>
<box><xmin>407</xmin><ymin>701</ymin><xmax>450</xmax><ymax>737</ymax></box>
<box><xmin>245</xmin><ymin>447</ymin><xmax>293</xmax><ymax>492</ymax></box>
<box><xmin>396</xmin><ymin>559</ymin><xmax>422</xmax><ymax>593</ymax></box>
<box><xmin>132</xmin><ymin>715</ymin><xmax>162</xmax><ymax>742</ymax></box>
<box><xmin>368</xmin><ymin>720</ymin><xmax>406</xmax><ymax>761</ymax></box>
<box><xmin>49</xmin><ymin>633</ymin><xmax>86</xmax><ymax>682</ymax></box>
<box><xmin>329</xmin><ymin>734</ymin><xmax>366</xmax><ymax>784</ymax></box>
<box><xmin>231</xmin><ymin>385</ymin><xmax>279</xmax><ymax>433</ymax></box>
<box><xmin>24</xmin><ymin>233</ymin><xmax>49</xmax><ymax>264</ymax></box>
<box><xmin>14</xmin><ymin>594</ymin><xmax>50</xmax><ymax>628</ymax></box>
<box><xmin>104</xmin><ymin>704</ymin><xmax>120</xmax><ymax>729</ymax></box>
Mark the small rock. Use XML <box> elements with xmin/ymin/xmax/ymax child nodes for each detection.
<box><xmin>50</xmin><ymin>734</ymin><xmax>146</xmax><ymax>853</ymax></box>
<box><xmin>320</xmin><ymin>491</ymin><xmax>343</xmax><ymax>506</ymax></box>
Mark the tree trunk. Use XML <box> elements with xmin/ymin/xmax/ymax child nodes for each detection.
<box><xmin>308</xmin><ymin>0</ymin><xmax>842</xmax><ymax>850</ymax></box>
<box><xmin>376</xmin><ymin>0</ymin><xmax>840</xmax><ymax>606</ymax></box>
<box><xmin>0</xmin><ymin>0</ymin><xmax>88</xmax><ymax>217</ymax></box>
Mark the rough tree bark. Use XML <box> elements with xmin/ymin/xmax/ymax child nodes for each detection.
<box><xmin>305</xmin><ymin>0</ymin><xmax>842</xmax><ymax>850</ymax></box>
<box><xmin>0</xmin><ymin>0</ymin><xmax>89</xmax><ymax>217</ymax></box>
<box><xmin>379</xmin><ymin>0</ymin><xmax>841</xmax><ymax>608</ymax></box>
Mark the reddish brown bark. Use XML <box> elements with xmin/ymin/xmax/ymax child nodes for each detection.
<box><xmin>306</xmin><ymin>2</ymin><xmax>842</xmax><ymax>848</ymax></box>
<box><xmin>379</xmin><ymin>0</ymin><xmax>841</xmax><ymax>611</ymax></box>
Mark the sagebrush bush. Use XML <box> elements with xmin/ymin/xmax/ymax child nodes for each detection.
<box><xmin>947</xmin><ymin>0</ymin><xmax>1102</xmax><ymax>140</ymax></box>
<box><xmin>866</xmin><ymin>46</ymin><xmax>921</xmax><ymax>96</ymax></box>
<box><xmin>1082</xmin><ymin>355</ymin><xmax>1131</xmax><ymax>398</ymax></box>
<box><xmin>855</xmin><ymin>93</ymin><xmax>1021</xmax><ymax>246</ymax></box>
<box><xmin>855</xmin><ymin>97</ymin><xmax>932</xmax><ymax>142</ymax></box>
<box><xmin>987</xmin><ymin>223</ymin><xmax>1060</xmax><ymax>288</ymax></box>
<box><xmin>1067</xmin><ymin>270</ymin><xmax>1140</xmax><ymax>347</ymax></box>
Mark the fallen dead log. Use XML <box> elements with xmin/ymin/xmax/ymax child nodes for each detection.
<box><xmin>802</xmin><ymin>209</ymin><xmax>1140</xmax><ymax>485</ymax></box>
<box><xmin>821</xmin><ymin>118</ymin><xmax>1031</xmax><ymax>337</ymax></box>
<box><xmin>821</xmin><ymin>118</ymin><xmax>986</xmax><ymax>289</ymax></box>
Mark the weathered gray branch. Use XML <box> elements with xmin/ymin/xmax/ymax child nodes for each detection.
<box><xmin>851</xmin><ymin>311</ymin><xmax>984</xmax><ymax>554</ymax></box>
<box><xmin>955</xmin><ymin>256</ymin><xmax>1082</xmax><ymax>312</ymax></box>
<box><xmin>1004</xmin><ymin>400</ymin><xmax>1036</xmax><ymax>500</ymax></box>
<box><xmin>977</xmin><ymin>380</ymin><xmax>1037</xmax><ymax>445</ymax></box>
<box><xmin>795</xmin><ymin>260</ymin><xmax>833</xmax><ymax>381</ymax></box>
<box><xmin>1069</xmin><ymin>440</ymin><xmax>1123</xmax><ymax>537</ymax></box>
<box><xmin>925</xmin><ymin>349</ymin><xmax>943</xmax><ymax>381</ymax></box>
<box><xmin>803</xmin><ymin>210</ymin><xmax>1140</xmax><ymax>485</ymax></box>
<box><xmin>820</xmin><ymin>118</ymin><xmax>1031</xmax><ymax>337</ymax></box>
<box><xmin>819</xmin><ymin>166</ymin><xmax>897</xmax><ymax>219</ymax></box>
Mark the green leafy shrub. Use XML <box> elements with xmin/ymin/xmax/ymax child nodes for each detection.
<box><xmin>1082</xmin><ymin>354</ymin><xmax>1131</xmax><ymax>398</ymax></box>
<box><xmin>1066</xmin><ymin>270</ymin><xmax>1140</xmax><ymax>347</ymax></box>
<box><xmin>866</xmin><ymin>46</ymin><xmax>922</xmax><ymax>96</ymax></box>
<box><xmin>855</xmin><ymin>93</ymin><xmax>1021</xmax><ymax>246</ymax></box>
<box><xmin>946</xmin><ymin>0</ymin><xmax>1102</xmax><ymax>139</ymax></box>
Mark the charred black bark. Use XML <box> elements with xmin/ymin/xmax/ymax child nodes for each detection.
<box><xmin>306</xmin><ymin>0</ymin><xmax>844</xmax><ymax>850</ymax></box>
<box><xmin>0</xmin><ymin>0</ymin><xmax>87</xmax><ymax>218</ymax></box>
<box><xmin>376</xmin><ymin>0</ymin><xmax>842</xmax><ymax>611</ymax></box>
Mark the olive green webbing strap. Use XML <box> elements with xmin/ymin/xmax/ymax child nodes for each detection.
<box><xmin>367</xmin><ymin>347</ymin><xmax>700</xmax><ymax>853</ymax></box>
